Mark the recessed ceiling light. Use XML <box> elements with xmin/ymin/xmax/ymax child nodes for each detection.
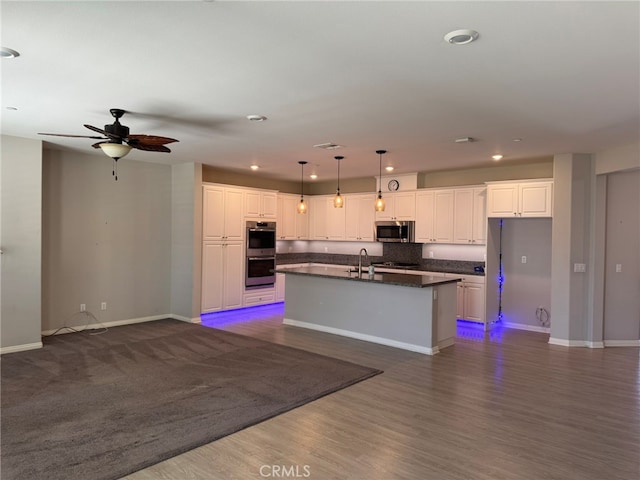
<box><xmin>512</xmin><ymin>138</ymin><xmax>522</xmax><ymax>142</ymax></box>
<box><xmin>6</xmin><ymin>106</ymin><xmax>18</xmax><ymax>111</ymax></box>
<box><xmin>246</xmin><ymin>114</ymin><xmax>267</xmax><ymax>122</ymax></box>
<box><xmin>385</xmin><ymin>166</ymin><xmax>394</xmax><ymax>172</ymax></box>
<box><xmin>492</xmin><ymin>154</ymin><xmax>504</xmax><ymax>161</ymax></box>
<box><xmin>0</xmin><ymin>47</ymin><xmax>20</xmax><ymax>58</ymax></box>
<box><xmin>454</xmin><ymin>136</ymin><xmax>476</xmax><ymax>143</ymax></box>
<box><xmin>444</xmin><ymin>29</ymin><xmax>479</xmax><ymax>45</ymax></box>
<box><xmin>313</xmin><ymin>142</ymin><xmax>343</xmax><ymax>150</ymax></box>
<box><xmin>250</xmin><ymin>165</ymin><xmax>259</xmax><ymax>171</ymax></box>
<box><xmin>309</xmin><ymin>174</ymin><xmax>318</xmax><ymax>180</ymax></box>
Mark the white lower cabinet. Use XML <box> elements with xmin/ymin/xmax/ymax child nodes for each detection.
<box><xmin>201</xmin><ymin>241</ymin><xmax>244</xmax><ymax>312</ymax></box>
<box><xmin>452</xmin><ymin>274</ymin><xmax>485</xmax><ymax>323</ymax></box>
<box><xmin>275</xmin><ymin>273</ymin><xmax>286</xmax><ymax>302</ymax></box>
<box><xmin>243</xmin><ymin>288</ymin><xmax>275</xmax><ymax>307</ymax></box>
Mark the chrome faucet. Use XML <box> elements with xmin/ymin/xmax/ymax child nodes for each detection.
<box><xmin>358</xmin><ymin>248</ymin><xmax>368</xmax><ymax>274</ymax></box>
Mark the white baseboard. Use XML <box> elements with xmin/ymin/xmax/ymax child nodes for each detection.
<box><xmin>502</xmin><ymin>322</ymin><xmax>550</xmax><ymax>334</ymax></box>
<box><xmin>0</xmin><ymin>341</ymin><xmax>44</xmax><ymax>355</ymax></box>
<box><xmin>170</xmin><ymin>314</ymin><xmax>201</xmax><ymax>324</ymax></box>
<box><xmin>283</xmin><ymin>317</ymin><xmax>439</xmax><ymax>355</ymax></box>
<box><xmin>549</xmin><ymin>338</ymin><xmax>639</xmax><ymax>348</ymax></box>
<box><xmin>41</xmin><ymin>314</ymin><xmax>172</xmax><ymax>337</ymax></box>
<box><xmin>604</xmin><ymin>339</ymin><xmax>640</xmax><ymax>347</ymax></box>
<box><xmin>548</xmin><ymin>337</ymin><xmax>587</xmax><ymax>347</ymax></box>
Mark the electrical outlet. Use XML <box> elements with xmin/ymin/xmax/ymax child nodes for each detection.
<box><xmin>80</xmin><ymin>303</ymin><xmax>86</xmax><ymax>312</ymax></box>
<box><xmin>101</xmin><ymin>302</ymin><xmax>107</xmax><ymax>311</ymax></box>
<box><xmin>521</xmin><ymin>256</ymin><xmax>527</xmax><ymax>264</ymax></box>
<box><xmin>429</xmin><ymin>251</ymin><xmax>434</xmax><ymax>258</ymax></box>
<box><xmin>615</xmin><ymin>264</ymin><xmax>622</xmax><ymax>273</ymax></box>
<box><xmin>573</xmin><ymin>263</ymin><xmax>586</xmax><ymax>273</ymax></box>
<box><xmin>324</xmin><ymin>247</ymin><xmax>328</xmax><ymax>253</ymax></box>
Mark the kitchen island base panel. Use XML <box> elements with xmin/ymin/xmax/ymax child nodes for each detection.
<box><xmin>283</xmin><ymin>318</ymin><xmax>442</xmax><ymax>355</ymax></box>
<box><xmin>281</xmin><ymin>273</ymin><xmax>457</xmax><ymax>355</ymax></box>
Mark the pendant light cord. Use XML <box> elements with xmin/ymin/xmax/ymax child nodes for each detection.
<box><xmin>376</xmin><ymin>150</ymin><xmax>386</xmax><ymax>196</ymax></box>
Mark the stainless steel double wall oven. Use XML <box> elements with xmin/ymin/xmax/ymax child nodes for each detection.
<box><xmin>245</xmin><ymin>221</ymin><xmax>276</xmax><ymax>288</ymax></box>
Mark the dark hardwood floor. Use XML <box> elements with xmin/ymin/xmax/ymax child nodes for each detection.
<box><xmin>125</xmin><ymin>304</ymin><xmax>640</xmax><ymax>480</ymax></box>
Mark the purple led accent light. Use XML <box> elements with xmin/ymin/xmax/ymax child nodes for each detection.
<box><xmin>201</xmin><ymin>303</ymin><xmax>284</xmax><ymax>328</ymax></box>
<box><xmin>456</xmin><ymin>319</ymin><xmax>504</xmax><ymax>343</ymax></box>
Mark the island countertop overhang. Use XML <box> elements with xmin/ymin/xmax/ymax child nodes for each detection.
<box><xmin>274</xmin><ymin>265</ymin><xmax>461</xmax><ymax>288</ymax></box>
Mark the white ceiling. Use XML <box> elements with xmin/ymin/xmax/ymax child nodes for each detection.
<box><xmin>2</xmin><ymin>1</ymin><xmax>638</xmax><ymax>182</ymax></box>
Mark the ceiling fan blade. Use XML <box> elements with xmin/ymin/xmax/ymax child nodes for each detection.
<box><xmin>38</xmin><ymin>132</ymin><xmax>107</xmax><ymax>140</ymax></box>
<box><xmin>127</xmin><ymin>134</ymin><xmax>179</xmax><ymax>146</ymax></box>
<box><xmin>129</xmin><ymin>143</ymin><xmax>172</xmax><ymax>153</ymax></box>
<box><xmin>84</xmin><ymin>124</ymin><xmax>121</xmax><ymax>140</ymax></box>
<box><xmin>91</xmin><ymin>141</ymin><xmax>110</xmax><ymax>149</ymax></box>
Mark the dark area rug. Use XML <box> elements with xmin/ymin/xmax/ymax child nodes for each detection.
<box><xmin>1</xmin><ymin>319</ymin><xmax>381</xmax><ymax>480</ymax></box>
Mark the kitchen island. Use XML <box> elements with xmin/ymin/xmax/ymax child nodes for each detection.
<box><xmin>274</xmin><ymin>265</ymin><xmax>460</xmax><ymax>355</ymax></box>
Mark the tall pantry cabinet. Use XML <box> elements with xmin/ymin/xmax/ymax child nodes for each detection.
<box><xmin>201</xmin><ymin>184</ymin><xmax>245</xmax><ymax>312</ymax></box>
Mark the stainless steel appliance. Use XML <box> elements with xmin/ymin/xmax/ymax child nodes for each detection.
<box><xmin>374</xmin><ymin>221</ymin><xmax>415</xmax><ymax>243</ymax></box>
<box><xmin>246</xmin><ymin>221</ymin><xmax>276</xmax><ymax>288</ymax></box>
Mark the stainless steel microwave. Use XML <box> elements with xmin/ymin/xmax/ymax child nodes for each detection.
<box><xmin>375</xmin><ymin>221</ymin><xmax>415</xmax><ymax>243</ymax></box>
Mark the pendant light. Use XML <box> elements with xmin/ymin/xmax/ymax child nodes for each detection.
<box><xmin>375</xmin><ymin>150</ymin><xmax>386</xmax><ymax>212</ymax></box>
<box><xmin>333</xmin><ymin>155</ymin><xmax>344</xmax><ymax>208</ymax></box>
<box><xmin>297</xmin><ymin>161</ymin><xmax>308</xmax><ymax>214</ymax></box>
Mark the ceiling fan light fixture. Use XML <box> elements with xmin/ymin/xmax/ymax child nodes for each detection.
<box><xmin>99</xmin><ymin>142</ymin><xmax>132</xmax><ymax>160</ymax></box>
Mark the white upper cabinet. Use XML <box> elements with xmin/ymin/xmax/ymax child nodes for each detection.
<box><xmin>310</xmin><ymin>196</ymin><xmax>345</xmax><ymax>240</ymax></box>
<box><xmin>486</xmin><ymin>180</ymin><xmax>553</xmax><ymax>218</ymax></box>
<box><xmin>374</xmin><ymin>191</ymin><xmax>416</xmax><ymax>221</ymax></box>
<box><xmin>345</xmin><ymin>193</ymin><xmax>376</xmax><ymax>241</ymax></box>
<box><xmin>202</xmin><ymin>184</ymin><xmax>245</xmax><ymax>241</ymax></box>
<box><xmin>415</xmin><ymin>189</ymin><xmax>454</xmax><ymax>243</ymax></box>
<box><xmin>276</xmin><ymin>194</ymin><xmax>296</xmax><ymax>240</ymax></box>
<box><xmin>453</xmin><ymin>187</ymin><xmax>486</xmax><ymax>244</ymax></box>
<box><xmin>245</xmin><ymin>190</ymin><xmax>277</xmax><ymax>219</ymax></box>
<box><xmin>309</xmin><ymin>196</ymin><xmax>327</xmax><ymax>240</ymax></box>
<box><xmin>277</xmin><ymin>193</ymin><xmax>309</xmax><ymax>240</ymax></box>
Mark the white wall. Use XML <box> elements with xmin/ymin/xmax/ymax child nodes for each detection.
<box><xmin>42</xmin><ymin>149</ymin><xmax>172</xmax><ymax>331</ymax></box>
<box><xmin>0</xmin><ymin>136</ymin><xmax>43</xmax><ymax>352</ymax></box>
<box><xmin>500</xmin><ymin>218</ymin><xmax>552</xmax><ymax>329</ymax></box>
<box><xmin>595</xmin><ymin>141</ymin><xmax>640</xmax><ymax>175</ymax></box>
<box><xmin>603</xmin><ymin>170</ymin><xmax>640</xmax><ymax>343</ymax></box>
<box><xmin>170</xmin><ymin>163</ymin><xmax>202</xmax><ymax>321</ymax></box>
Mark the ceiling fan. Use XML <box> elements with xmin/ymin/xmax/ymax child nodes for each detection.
<box><xmin>39</xmin><ymin>108</ymin><xmax>179</xmax><ymax>180</ymax></box>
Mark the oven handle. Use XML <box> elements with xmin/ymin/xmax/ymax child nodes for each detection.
<box><xmin>247</xmin><ymin>256</ymin><xmax>276</xmax><ymax>261</ymax></box>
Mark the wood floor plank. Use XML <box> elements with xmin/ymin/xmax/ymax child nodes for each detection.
<box><xmin>124</xmin><ymin>307</ymin><xmax>640</xmax><ymax>480</ymax></box>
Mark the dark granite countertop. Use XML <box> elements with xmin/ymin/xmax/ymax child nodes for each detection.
<box><xmin>275</xmin><ymin>253</ymin><xmax>485</xmax><ymax>276</ymax></box>
<box><xmin>274</xmin><ymin>265</ymin><xmax>461</xmax><ymax>288</ymax></box>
